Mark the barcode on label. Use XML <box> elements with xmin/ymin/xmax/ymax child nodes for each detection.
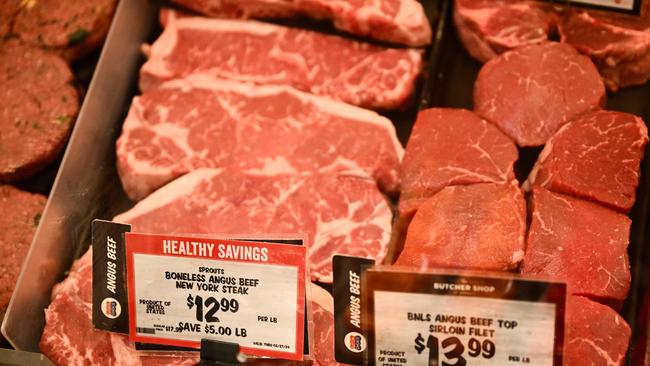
<box><xmin>137</xmin><ymin>327</ymin><xmax>155</xmax><ymax>334</ymax></box>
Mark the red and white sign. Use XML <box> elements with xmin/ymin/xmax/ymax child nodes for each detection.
<box><xmin>125</xmin><ymin>233</ymin><xmax>307</xmax><ymax>360</ymax></box>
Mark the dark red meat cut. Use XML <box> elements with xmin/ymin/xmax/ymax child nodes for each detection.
<box><xmin>563</xmin><ymin>296</ymin><xmax>630</xmax><ymax>366</ymax></box>
<box><xmin>558</xmin><ymin>2</ymin><xmax>650</xmax><ymax>91</ymax></box>
<box><xmin>170</xmin><ymin>0</ymin><xmax>432</xmax><ymax>47</ymax></box>
<box><xmin>474</xmin><ymin>42</ymin><xmax>606</xmax><ymax>147</ymax></box>
<box><xmin>398</xmin><ymin>108</ymin><xmax>517</xmax><ymax>217</ymax></box>
<box><xmin>525</xmin><ymin>110</ymin><xmax>648</xmax><ymax>213</ymax></box>
<box><xmin>309</xmin><ymin>283</ymin><xmax>342</xmax><ymax>366</ymax></box>
<box><xmin>114</xmin><ymin>169</ymin><xmax>392</xmax><ymax>283</ymax></box>
<box><xmin>140</xmin><ymin>15</ymin><xmax>422</xmax><ymax>110</ymax></box>
<box><xmin>12</xmin><ymin>0</ymin><xmax>117</xmax><ymax>61</ymax></box>
<box><xmin>117</xmin><ymin>76</ymin><xmax>402</xmax><ymax>201</ymax></box>
<box><xmin>395</xmin><ymin>182</ymin><xmax>526</xmax><ymax>271</ymax></box>
<box><xmin>0</xmin><ymin>42</ymin><xmax>79</xmax><ymax>181</ymax></box>
<box><xmin>522</xmin><ymin>188</ymin><xmax>631</xmax><ymax>302</ymax></box>
<box><xmin>453</xmin><ymin>0</ymin><xmax>555</xmax><ymax>62</ymax></box>
<box><xmin>0</xmin><ymin>185</ymin><xmax>46</xmax><ymax>318</ymax></box>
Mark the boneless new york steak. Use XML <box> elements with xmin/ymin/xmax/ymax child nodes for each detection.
<box><xmin>398</xmin><ymin>108</ymin><xmax>517</xmax><ymax>217</ymax></box>
<box><xmin>140</xmin><ymin>15</ymin><xmax>422</xmax><ymax>110</ymax></box>
<box><xmin>117</xmin><ymin>76</ymin><xmax>403</xmax><ymax>201</ymax></box>
<box><xmin>453</xmin><ymin>0</ymin><xmax>554</xmax><ymax>62</ymax></box>
<box><xmin>114</xmin><ymin>168</ymin><xmax>392</xmax><ymax>283</ymax></box>
<box><xmin>41</xmin><ymin>250</ymin><xmax>338</xmax><ymax>364</ymax></box>
<box><xmin>564</xmin><ymin>296</ymin><xmax>631</xmax><ymax>366</ymax></box>
<box><xmin>395</xmin><ymin>182</ymin><xmax>526</xmax><ymax>271</ymax></box>
<box><xmin>474</xmin><ymin>42</ymin><xmax>605</xmax><ymax>147</ymax></box>
<box><xmin>522</xmin><ymin>188</ymin><xmax>631</xmax><ymax>302</ymax></box>
<box><xmin>525</xmin><ymin>110</ymin><xmax>648</xmax><ymax>213</ymax></box>
<box><xmin>170</xmin><ymin>0</ymin><xmax>432</xmax><ymax>47</ymax></box>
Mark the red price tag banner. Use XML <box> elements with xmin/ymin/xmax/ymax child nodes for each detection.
<box><xmin>125</xmin><ymin>233</ymin><xmax>307</xmax><ymax>361</ymax></box>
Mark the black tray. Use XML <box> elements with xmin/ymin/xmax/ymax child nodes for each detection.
<box><xmin>425</xmin><ymin>1</ymin><xmax>650</xmax><ymax>364</ymax></box>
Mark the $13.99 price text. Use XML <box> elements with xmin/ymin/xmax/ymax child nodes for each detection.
<box><xmin>414</xmin><ymin>334</ymin><xmax>496</xmax><ymax>366</ymax></box>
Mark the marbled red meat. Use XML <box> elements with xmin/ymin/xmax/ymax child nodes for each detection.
<box><xmin>522</xmin><ymin>188</ymin><xmax>631</xmax><ymax>302</ymax></box>
<box><xmin>525</xmin><ymin>110</ymin><xmax>648</xmax><ymax>213</ymax></box>
<box><xmin>398</xmin><ymin>108</ymin><xmax>517</xmax><ymax>217</ymax></box>
<box><xmin>117</xmin><ymin>76</ymin><xmax>402</xmax><ymax>201</ymax></box>
<box><xmin>114</xmin><ymin>169</ymin><xmax>392</xmax><ymax>283</ymax></box>
<box><xmin>474</xmin><ymin>42</ymin><xmax>605</xmax><ymax>147</ymax></box>
<box><xmin>140</xmin><ymin>15</ymin><xmax>422</xmax><ymax>110</ymax></box>
<box><xmin>453</xmin><ymin>0</ymin><xmax>554</xmax><ymax>62</ymax></box>
<box><xmin>169</xmin><ymin>0</ymin><xmax>432</xmax><ymax>47</ymax></box>
<box><xmin>564</xmin><ymin>296</ymin><xmax>630</xmax><ymax>366</ymax></box>
<box><xmin>395</xmin><ymin>182</ymin><xmax>526</xmax><ymax>271</ymax></box>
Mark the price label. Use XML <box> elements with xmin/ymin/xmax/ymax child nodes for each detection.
<box><xmin>125</xmin><ymin>233</ymin><xmax>307</xmax><ymax>360</ymax></box>
<box><xmin>364</xmin><ymin>269</ymin><xmax>566</xmax><ymax>366</ymax></box>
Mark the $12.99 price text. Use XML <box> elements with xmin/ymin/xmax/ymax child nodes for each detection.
<box><xmin>173</xmin><ymin>294</ymin><xmax>247</xmax><ymax>337</ymax></box>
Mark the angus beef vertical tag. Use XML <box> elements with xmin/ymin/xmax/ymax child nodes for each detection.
<box><xmin>92</xmin><ymin>219</ymin><xmax>131</xmax><ymax>332</ymax></box>
<box><xmin>332</xmin><ymin>255</ymin><xmax>374</xmax><ymax>365</ymax></box>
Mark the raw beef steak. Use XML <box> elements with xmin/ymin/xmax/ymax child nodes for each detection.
<box><xmin>0</xmin><ymin>185</ymin><xmax>46</xmax><ymax>319</ymax></box>
<box><xmin>395</xmin><ymin>182</ymin><xmax>526</xmax><ymax>271</ymax></box>
<box><xmin>564</xmin><ymin>296</ymin><xmax>630</xmax><ymax>366</ymax></box>
<box><xmin>41</xmin><ymin>248</ymin><xmax>339</xmax><ymax>365</ymax></box>
<box><xmin>114</xmin><ymin>169</ymin><xmax>392</xmax><ymax>283</ymax></box>
<box><xmin>140</xmin><ymin>16</ymin><xmax>422</xmax><ymax>110</ymax></box>
<box><xmin>398</xmin><ymin>108</ymin><xmax>517</xmax><ymax>217</ymax></box>
<box><xmin>117</xmin><ymin>76</ymin><xmax>403</xmax><ymax>201</ymax></box>
<box><xmin>558</xmin><ymin>2</ymin><xmax>650</xmax><ymax>91</ymax></box>
<box><xmin>170</xmin><ymin>0</ymin><xmax>432</xmax><ymax>47</ymax></box>
<box><xmin>12</xmin><ymin>0</ymin><xmax>117</xmax><ymax>61</ymax></box>
<box><xmin>525</xmin><ymin>110</ymin><xmax>648</xmax><ymax>213</ymax></box>
<box><xmin>522</xmin><ymin>188</ymin><xmax>631</xmax><ymax>302</ymax></box>
<box><xmin>0</xmin><ymin>42</ymin><xmax>79</xmax><ymax>181</ymax></box>
<box><xmin>474</xmin><ymin>42</ymin><xmax>606</xmax><ymax>147</ymax></box>
<box><xmin>453</xmin><ymin>0</ymin><xmax>555</xmax><ymax>62</ymax></box>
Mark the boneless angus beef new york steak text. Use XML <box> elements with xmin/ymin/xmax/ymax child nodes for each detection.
<box><xmin>474</xmin><ymin>42</ymin><xmax>605</xmax><ymax>147</ymax></box>
<box><xmin>140</xmin><ymin>14</ymin><xmax>422</xmax><ymax>110</ymax></box>
<box><xmin>525</xmin><ymin>110</ymin><xmax>648</xmax><ymax>213</ymax></box>
<box><xmin>170</xmin><ymin>0</ymin><xmax>432</xmax><ymax>47</ymax></box>
<box><xmin>117</xmin><ymin>76</ymin><xmax>403</xmax><ymax>201</ymax></box>
<box><xmin>395</xmin><ymin>182</ymin><xmax>526</xmax><ymax>272</ymax></box>
<box><xmin>41</xmin><ymin>248</ymin><xmax>336</xmax><ymax>365</ymax></box>
<box><xmin>114</xmin><ymin>168</ymin><xmax>392</xmax><ymax>283</ymax></box>
<box><xmin>398</xmin><ymin>108</ymin><xmax>518</xmax><ymax>218</ymax></box>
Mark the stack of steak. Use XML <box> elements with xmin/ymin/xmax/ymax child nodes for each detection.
<box><xmin>394</xmin><ymin>40</ymin><xmax>647</xmax><ymax>365</ymax></box>
<box><xmin>41</xmin><ymin>1</ymin><xmax>431</xmax><ymax>364</ymax></box>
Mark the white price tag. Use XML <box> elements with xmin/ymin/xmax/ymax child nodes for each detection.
<box><xmin>364</xmin><ymin>269</ymin><xmax>566</xmax><ymax>366</ymax></box>
<box><xmin>125</xmin><ymin>233</ymin><xmax>307</xmax><ymax>360</ymax></box>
